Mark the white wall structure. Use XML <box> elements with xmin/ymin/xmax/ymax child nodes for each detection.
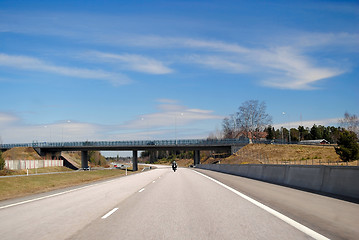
<box><xmin>5</xmin><ymin>160</ymin><xmax>63</xmax><ymax>170</ymax></box>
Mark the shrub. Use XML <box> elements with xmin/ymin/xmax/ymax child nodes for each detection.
<box><xmin>0</xmin><ymin>151</ymin><xmax>5</xmax><ymax>170</ymax></box>
<box><xmin>335</xmin><ymin>130</ymin><xmax>359</xmax><ymax>162</ymax></box>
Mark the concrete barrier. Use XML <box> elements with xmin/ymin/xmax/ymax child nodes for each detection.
<box><xmin>5</xmin><ymin>160</ymin><xmax>63</xmax><ymax>170</ymax></box>
<box><xmin>197</xmin><ymin>164</ymin><xmax>359</xmax><ymax>200</ymax></box>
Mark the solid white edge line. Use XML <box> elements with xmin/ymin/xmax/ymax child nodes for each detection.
<box><xmin>101</xmin><ymin>208</ymin><xmax>119</xmax><ymax>219</ymax></box>
<box><xmin>0</xmin><ymin>178</ymin><xmax>118</xmax><ymax>210</ymax></box>
<box><xmin>194</xmin><ymin>170</ymin><xmax>330</xmax><ymax>240</ymax></box>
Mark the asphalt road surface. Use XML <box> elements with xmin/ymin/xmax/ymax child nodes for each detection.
<box><xmin>0</xmin><ymin>166</ymin><xmax>358</xmax><ymax>240</ymax></box>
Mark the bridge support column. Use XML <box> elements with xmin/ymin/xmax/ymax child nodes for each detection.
<box><xmin>132</xmin><ymin>150</ymin><xmax>138</xmax><ymax>171</ymax></box>
<box><xmin>149</xmin><ymin>151</ymin><xmax>156</xmax><ymax>164</ymax></box>
<box><xmin>194</xmin><ymin>150</ymin><xmax>200</xmax><ymax>166</ymax></box>
<box><xmin>81</xmin><ymin>151</ymin><xmax>89</xmax><ymax>169</ymax></box>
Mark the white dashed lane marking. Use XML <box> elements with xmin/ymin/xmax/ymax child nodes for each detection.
<box><xmin>101</xmin><ymin>208</ymin><xmax>118</xmax><ymax>219</ymax></box>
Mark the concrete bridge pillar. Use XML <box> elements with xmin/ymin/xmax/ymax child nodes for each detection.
<box><xmin>149</xmin><ymin>151</ymin><xmax>156</xmax><ymax>164</ymax></box>
<box><xmin>194</xmin><ymin>150</ymin><xmax>200</xmax><ymax>166</ymax></box>
<box><xmin>81</xmin><ymin>151</ymin><xmax>89</xmax><ymax>169</ymax></box>
<box><xmin>132</xmin><ymin>150</ymin><xmax>138</xmax><ymax>171</ymax></box>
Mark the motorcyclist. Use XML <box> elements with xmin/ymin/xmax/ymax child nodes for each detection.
<box><xmin>172</xmin><ymin>160</ymin><xmax>177</xmax><ymax>172</ymax></box>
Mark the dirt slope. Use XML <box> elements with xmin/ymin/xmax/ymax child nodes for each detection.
<box><xmin>3</xmin><ymin>147</ymin><xmax>42</xmax><ymax>160</ymax></box>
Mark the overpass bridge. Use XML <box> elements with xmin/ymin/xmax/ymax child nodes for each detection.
<box><xmin>0</xmin><ymin>139</ymin><xmax>249</xmax><ymax>170</ymax></box>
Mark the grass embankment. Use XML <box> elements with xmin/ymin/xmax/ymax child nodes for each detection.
<box><xmin>3</xmin><ymin>147</ymin><xmax>41</xmax><ymax>160</ymax></box>
<box><xmin>166</xmin><ymin>144</ymin><xmax>357</xmax><ymax>166</ymax></box>
<box><xmin>204</xmin><ymin>144</ymin><xmax>358</xmax><ymax>166</ymax></box>
<box><xmin>0</xmin><ymin>167</ymin><xmax>142</xmax><ymax>201</ymax></box>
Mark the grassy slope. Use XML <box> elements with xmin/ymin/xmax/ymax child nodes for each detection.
<box><xmin>0</xmin><ymin>168</ymin><xmax>142</xmax><ymax>201</ymax></box>
<box><xmin>2</xmin><ymin>148</ymin><xmax>107</xmax><ymax>168</ymax></box>
<box><xmin>218</xmin><ymin>144</ymin><xmax>355</xmax><ymax>165</ymax></box>
<box><xmin>174</xmin><ymin>144</ymin><xmax>357</xmax><ymax>166</ymax></box>
<box><xmin>3</xmin><ymin>147</ymin><xmax>41</xmax><ymax>160</ymax></box>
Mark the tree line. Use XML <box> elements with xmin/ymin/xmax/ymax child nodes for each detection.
<box><xmin>221</xmin><ymin>100</ymin><xmax>359</xmax><ymax>144</ymax></box>
<box><xmin>219</xmin><ymin>100</ymin><xmax>359</xmax><ymax>161</ymax></box>
<box><xmin>265</xmin><ymin>124</ymin><xmax>343</xmax><ymax>143</ymax></box>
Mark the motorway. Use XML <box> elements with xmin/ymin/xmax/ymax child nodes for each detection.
<box><xmin>0</xmin><ymin>166</ymin><xmax>358</xmax><ymax>240</ymax></box>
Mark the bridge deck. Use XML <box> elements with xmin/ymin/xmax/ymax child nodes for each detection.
<box><xmin>1</xmin><ymin>139</ymin><xmax>249</xmax><ymax>151</ymax></box>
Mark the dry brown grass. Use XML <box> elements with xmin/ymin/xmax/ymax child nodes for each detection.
<box><xmin>0</xmin><ymin>166</ymin><xmax>72</xmax><ymax>176</ymax></box>
<box><xmin>3</xmin><ymin>147</ymin><xmax>41</xmax><ymax>160</ymax></box>
<box><xmin>216</xmin><ymin>144</ymin><xmax>359</xmax><ymax>166</ymax></box>
<box><xmin>0</xmin><ymin>167</ymin><xmax>145</xmax><ymax>201</ymax></box>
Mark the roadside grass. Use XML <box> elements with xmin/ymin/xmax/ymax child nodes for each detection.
<box><xmin>0</xmin><ymin>166</ymin><xmax>72</xmax><ymax>176</ymax></box>
<box><xmin>0</xmin><ymin>167</ymin><xmax>144</xmax><ymax>201</ymax></box>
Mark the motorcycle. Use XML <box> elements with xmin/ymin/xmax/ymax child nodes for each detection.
<box><xmin>172</xmin><ymin>163</ymin><xmax>177</xmax><ymax>172</ymax></box>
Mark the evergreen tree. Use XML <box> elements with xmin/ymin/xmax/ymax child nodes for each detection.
<box><xmin>335</xmin><ymin>130</ymin><xmax>359</xmax><ymax>162</ymax></box>
<box><xmin>290</xmin><ymin>128</ymin><xmax>299</xmax><ymax>142</ymax></box>
<box><xmin>323</xmin><ymin>127</ymin><xmax>332</xmax><ymax>143</ymax></box>
<box><xmin>265</xmin><ymin>126</ymin><xmax>275</xmax><ymax>140</ymax></box>
<box><xmin>310</xmin><ymin>124</ymin><xmax>320</xmax><ymax>139</ymax></box>
<box><xmin>0</xmin><ymin>151</ymin><xmax>5</xmax><ymax>170</ymax></box>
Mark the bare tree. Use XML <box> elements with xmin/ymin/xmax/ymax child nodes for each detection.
<box><xmin>236</xmin><ymin>100</ymin><xmax>272</xmax><ymax>142</ymax></box>
<box><xmin>340</xmin><ymin>112</ymin><xmax>359</xmax><ymax>137</ymax></box>
<box><xmin>222</xmin><ymin>117</ymin><xmax>236</xmax><ymax>139</ymax></box>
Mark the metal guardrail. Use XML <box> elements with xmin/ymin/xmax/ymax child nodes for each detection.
<box><xmin>0</xmin><ymin>139</ymin><xmax>250</xmax><ymax>149</ymax></box>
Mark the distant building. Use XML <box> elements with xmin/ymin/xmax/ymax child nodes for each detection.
<box><xmin>299</xmin><ymin>139</ymin><xmax>330</xmax><ymax>145</ymax></box>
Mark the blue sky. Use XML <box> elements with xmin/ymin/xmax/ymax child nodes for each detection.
<box><xmin>0</xmin><ymin>0</ymin><xmax>358</xmax><ymax>148</ymax></box>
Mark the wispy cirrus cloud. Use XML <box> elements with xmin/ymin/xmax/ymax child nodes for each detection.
<box><xmin>126</xmin><ymin>35</ymin><xmax>346</xmax><ymax>89</ymax></box>
<box><xmin>181</xmin><ymin>42</ymin><xmax>343</xmax><ymax>89</ymax></box>
<box><xmin>187</xmin><ymin>55</ymin><xmax>249</xmax><ymax>73</ymax></box>
<box><xmin>0</xmin><ymin>99</ymin><xmax>221</xmax><ymax>143</ymax></box>
<box><xmin>0</xmin><ymin>53</ymin><xmax>131</xmax><ymax>85</ymax></box>
<box><xmin>0</xmin><ymin>9</ymin><xmax>353</xmax><ymax>90</ymax></box>
<box><xmin>88</xmin><ymin>51</ymin><xmax>173</xmax><ymax>74</ymax></box>
<box><xmin>123</xmin><ymin>99</ymin><xmax>223</xmax><ymax>130</ymax></box>
<box><xmin>0</xmin><ymin>112</ymin><xmax>19</xmax><ymax>126</ymax></box>
<box><xmin>252</xmin><ymin>47</ymin><xmax>344</xmax><ymax>90</ymax></box>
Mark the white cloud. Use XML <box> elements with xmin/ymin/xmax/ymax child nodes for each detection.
<box><xmin>294</xmin><ymin>32</ymin><xmax>359</xmax><ymax>50</ymax></box>
<box><xmin>0</xmin><ymin>9</ymin><xmax>351</xmax><ymax>90</ymax></box>
<box><xmin>90</xmin><ymin>51</ymin><xmax>173</xmax><ymax>74</ymax></box>
<box><xmin>0</xmin><ymin>103</ymin><xmax>222</xmax><ymax>143</ymax></box>
<box><xmin>0</xmin><ymin>53</ymin><xmax>131</xmax><ymax>85</ymax></box>
<box><xmin>117</xmin><ymin>35</ymin><xmax>250</xmax><ymax>54</ymax></box>
<box><xmin>151</xmin><ymin>37</ymin><xmax>344</xmax><ymax>89</ymax></box>
<box><xmin>272</xmin><ymin>118</ymin><xmax>340</xmax><ymax>129</ymax></box>
<box><xmin>0</xmin><ymin>116</ymin><xmax>104</xmax><ymax>143</ymax></box>
<box><xmin>123</xmin><ymin>100</ymin><xmax>223</xmax><ymax>130</ymax></box>
<box><xmin>179</xmin><ymin>38</ymin><xmax>249</xmax><ymax>53</ymax></box>
<box><xmin>156</xmin><ymin>99</ymin><xmax>178</xmax><ymax>104</ymax></box>
<box><xmin>188</xmin><ymin>55</ymin><xmax>249</xmax><ymax>73</ymax></box>
<box><xmin>253</xmin><ymin>47</ymin><xmax>343</xmax><ymax>89</ymax></box>
<box><xmin>0</xmin><ymin>112</ymin><xmax>19</xmax><ymax>125</ymax></box>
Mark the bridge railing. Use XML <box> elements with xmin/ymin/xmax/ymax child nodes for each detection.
<box><xmin>1</xmin><ymin>139</ymin><xmax>250</xmax><ymax>149</ymax></box>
